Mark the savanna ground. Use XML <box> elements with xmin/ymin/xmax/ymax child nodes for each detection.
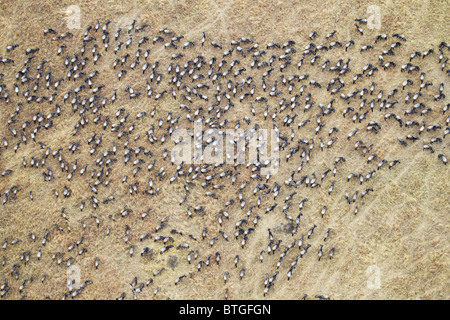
<box><xmin>0</xmin><ymin>0</ymin><xmax>449</xmax><ymax>300</ymax></box>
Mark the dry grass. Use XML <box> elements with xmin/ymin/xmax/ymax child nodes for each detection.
<box><xmin>0</xmin><ymin>0</ymin><xmax>449</xmax><ymax>300</ymax></box>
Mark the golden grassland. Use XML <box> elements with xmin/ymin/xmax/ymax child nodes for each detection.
<box><xmin>0</xmin><ymin>0</ymin><xmax>449</xmax><ymax>299</ymax></box>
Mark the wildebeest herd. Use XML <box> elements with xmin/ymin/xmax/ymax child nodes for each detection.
<box><xmin>0</xmin><ymin>17</ymin><xmax>448</xmax><ymax>300</ymax></box>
